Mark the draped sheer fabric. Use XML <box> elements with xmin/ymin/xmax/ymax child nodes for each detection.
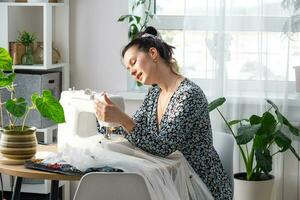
<box><xmin>58</xmin><ymin>136</ymin><xmax>214</xmax><ymax>200</ymax></box>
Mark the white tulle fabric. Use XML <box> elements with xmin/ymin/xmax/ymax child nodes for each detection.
<box><xmin>57</xmin><ymin>135</ymin><xmax>213</xmax><ymax>200</ymax></box>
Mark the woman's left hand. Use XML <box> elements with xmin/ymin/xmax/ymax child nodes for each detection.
<box><xmin>94</xmin><ymin>93</ymin><xmax>123</xmax><ymax>124</ymax></box>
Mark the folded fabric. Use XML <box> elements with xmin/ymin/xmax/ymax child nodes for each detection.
<box><xmin>25</xmin><ymin>160</ymin><xmax>123</xmax><ymax>176</ymax></box>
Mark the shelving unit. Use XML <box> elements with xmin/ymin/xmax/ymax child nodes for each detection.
<box><xmin>0</xmin><ymin>1</ymin><xmax>70</xmax><ymax>199</ymax></box>
<box><xmin>0</xmin><ymin>1</ymin><xmax>70</xmax><ymax>90</ymax></box>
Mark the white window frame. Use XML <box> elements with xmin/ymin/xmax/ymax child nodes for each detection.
<box><xmin>149</xmin><ymin>4</ymin><xmax>297</xmax><ymax>96</ymax></box>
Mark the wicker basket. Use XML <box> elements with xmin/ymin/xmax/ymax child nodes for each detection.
<box><xmin>9</xmin><ymin>42</ymin><xmax>26</xmax><ymax>65</ymax></box>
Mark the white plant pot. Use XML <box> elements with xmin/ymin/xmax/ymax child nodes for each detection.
<box><xmin>294</xmin><ymin>66</ymin><xmax>300</xmax><ymax>93</ymax></box>
<box><xmin>234</xmin><ymin>173</ymin><xmax>274</xmax><ymax>200</ymax></box>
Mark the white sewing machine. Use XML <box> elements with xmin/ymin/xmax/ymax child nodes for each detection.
<box><xmin>57</xmin><ymin>88</ymin><xmax>125</xmax><ymax>151</ymax></box>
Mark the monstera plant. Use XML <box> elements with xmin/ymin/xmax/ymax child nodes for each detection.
<box><xmin>209</xmin><ymin>97</ymin><xmax>300</xmax><ymax>200</ymax></box>
<box><xmin>0</xmin><ymin>47</ymin><xmax>65</xmax><ymax>163</ymax></box>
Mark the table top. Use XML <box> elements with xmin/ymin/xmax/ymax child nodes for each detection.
<box><xmin>0</xmin><ymin>144</ymin><xmax>81</xmax><ymax>181</ymax></box>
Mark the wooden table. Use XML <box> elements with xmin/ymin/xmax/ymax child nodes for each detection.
<box><xmin>0</xmin><ymin>144</ymin><xmax>81</xmax><ymax>200</ymax></box>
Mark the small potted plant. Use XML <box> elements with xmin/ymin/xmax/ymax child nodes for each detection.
<box><xmin>16</xmin><ymin>30</ymin><xmax>36</xmax><ymax>65</ymax></box>
<box><xmin>0</xmin><ymin>47</ymin><xmax>65</xmax><ymax>163</ymax></box>
<box><xmin>209</xmin><ymin>97</ymin><xmax>300</xmax><ymax>200</ymax></box>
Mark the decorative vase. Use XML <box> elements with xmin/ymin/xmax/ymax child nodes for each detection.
<box><xmin>0</xmin><ymin>126</ymin><xmax>37</xmax><ymax>164</ymax></box>
<box><xmin>33</xmin><ymin>42</ymin><xmax>61</xmax><ymax>64</ymax></box>
<box><xmin>294</xmin><ymin>66</ymin><xmax>300</xmax><ymax>93</ymax></box>
<box><xmin>234</xmin><ymin>172</ymin><xmax>274</xmax><ymax>200</ymax></box>
<box><xmin>21</xmin><ymin>45</ymin><xmax>34</xmax><ymax>65</ymax></box>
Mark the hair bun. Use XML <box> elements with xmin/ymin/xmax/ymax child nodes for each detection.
<box><xmin>144</xmin><ymin>26</ymin><xmax>158</xmax><ymax>37</ymax></box>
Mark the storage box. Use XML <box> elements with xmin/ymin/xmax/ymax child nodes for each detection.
<box><xmin>1</xmin><ymin>71</ymin><xmax>61</xmax><ymax>128</ymax></box>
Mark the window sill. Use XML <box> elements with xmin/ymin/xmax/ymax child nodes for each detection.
<box><xmin>116</xmin><ymin>91</ymin><xmax>147</xmax><ymax>101</ymax></box>
<box><xmin>117</xmin><ymin>90</ymin><xmax>300</xmax><ymax>106</ymax></box>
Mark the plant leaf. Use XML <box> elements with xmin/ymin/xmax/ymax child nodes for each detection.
<box><xmin>0</xmin><ymin>72</ymin><xmax>15</xmax><ymax>87</ymax></box>
<box><xmin>274</xmin><ymin>130</ymin><xmax>292</xmax><ymax>152</ymax></box>
<box><xmin>5</xmin><ymin>97</ymin><xmax>27</xmax><ymax>118</ymax></box>
<box><xmin>236</xmin><ymin>124</ymin><xmax>261</xmax><ymax>145</ymax></box>
<box><xmin>0</xmin><ymin>48</ymin><xmax>13</xmax><ymax>71</ymax></box>
<box><xmin>129</xmin><ymin>24</ymin><xmax>139</xmax><ymax>40</ymax></box>
<box><xmin>117</xmin><ymin>15</ymin><xmax>131</xmax><ymax>22</ymax></box>
<box><xmin>208</xmin><ymin>97</ymin><xmax>226</xmax><ymax>112</ymax></box>
<box><xmin>133</xmin><ymin>15</ymin><xmax>141</xmax><ymax>24</ymax></box>
<box><xmin>255</xmin><ymin>149</ymin><xmax>272</xmax><ymax>174</ymax></box>
<box><xmin>289</xmin><ymin>146</ymin><xmax>300</xmax><ymax>161</ymax></box>
<box><xmin>257</xmin><ymin>112</ymin><xmax>276</xmax><ymax>135</ymax></box>
<box><xmin>228</xmin><ymin>120</ymin><xmax>241</xmax><ymax>126</ymax></box>
<box><xmin>249</xmin><ymin>115</ymin><xmax>261</xmax><ymax>125</ymax></box>
<box><xmin>32</xmin><ymin>90</ymin><xmax>65</xmax><ymax>123</ymax></box>
<box><xmin>266</xmin><ymin>99</ymin><xmax>279</xmax><ymax>110</ymax></box>
<box><xmin>281</xmin><ymin>114</ymin><xmax>300</xmax><ymax>136</ymax></box>
<box><xmin>253</xmin><ymin>134</ymin><xmax>273</xmax><ymax>150</ymax></box>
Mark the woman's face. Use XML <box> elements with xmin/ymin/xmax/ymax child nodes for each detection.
<box><xmin>123</xmin><ymin>46</ymin><xmax>157</xmax><ymax>85</ymax></box>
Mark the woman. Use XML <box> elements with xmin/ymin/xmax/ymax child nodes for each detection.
<box><xmin>95</xmin><ymin>26</ymin><xmax>232</xmax><ymax>200</ymax></box>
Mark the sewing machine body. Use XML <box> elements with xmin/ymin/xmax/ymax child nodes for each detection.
<box><xmin>57</xmin><ymin>89</ymin><xmax>125</xmax><ymax>150</ymax></box>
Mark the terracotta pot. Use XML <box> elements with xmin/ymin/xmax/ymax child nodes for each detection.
<box><xmin>0</xmin><ymin>126</ymin><xmax>37</xmax><ymax>164</ymax></box>
<box><xmin>234</xmin><ymin>172</ymin><xmax>274</xmax><ymax>200</ymax></box>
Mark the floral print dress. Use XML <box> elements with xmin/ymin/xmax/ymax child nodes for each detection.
<box><xmin>98</xmin><ymin>78</ymin><xmax>232</xmax><ymax>200</ymax></box>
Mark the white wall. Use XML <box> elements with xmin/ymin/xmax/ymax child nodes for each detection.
<box><xmin>69</xmin><ymin>0</ymin><xmax>129</xmax><ymax>93</ymax></box>
<box><xmin>69</xmin><ymin>1</ymin><xmax>141</xmax><ymax>198</ymax></box>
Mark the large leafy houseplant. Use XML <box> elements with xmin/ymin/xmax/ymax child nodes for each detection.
<box><xmin>118</xmin><ymin>0</ymin><xmax>154</xmax><ymax>86</ymax></box>
<box><xmin>0</xmin><ymin>47</ymin><xmax>65</xmax><ymax>130</ymax></box>
<box><xmin>208</xmin><ymin>97</ymin><xmax>300</xmax><ymax>181</ymax></box>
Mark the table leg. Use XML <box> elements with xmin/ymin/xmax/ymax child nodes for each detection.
<box><xmin>50</xmin><ymin>180</ymin><xmax>59</xmax><ymax>200</ymax></box>
<box><xmin>11</xmin><ymin>176</ymin><xmax>22</xmax><ymax>200</ymax></box>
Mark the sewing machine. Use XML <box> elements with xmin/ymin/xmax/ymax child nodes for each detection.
<box><xmin>57</xmin><ymin>88</ymin><xmax>125</xmax><ymax>151</ymax></box>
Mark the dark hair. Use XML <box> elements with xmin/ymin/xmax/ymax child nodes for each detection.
<box><xmin>121</xmin><ymin>26</ymin><xmax>179</xmax><ymax>74</ymax></box>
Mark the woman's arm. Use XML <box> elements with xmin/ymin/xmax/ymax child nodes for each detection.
<box><xmin>97</xmin><ymin>88</ymin><xmax>152</xmax><ymax>135</ymax></box>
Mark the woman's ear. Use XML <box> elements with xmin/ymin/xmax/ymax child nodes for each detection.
<box><xmin>148</xmin><ymin>47</ymin><xmax>158</xmax><ymax>62</ymax></box>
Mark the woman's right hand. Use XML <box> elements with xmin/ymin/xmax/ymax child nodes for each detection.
<box><xmin>94</xmin><ymin>94</ymin><xmax>135</xmax><ymax>133</ymax></box>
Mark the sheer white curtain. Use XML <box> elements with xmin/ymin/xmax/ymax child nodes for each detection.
<box><xmin>151</xmin><ymin>0</ymin><xmax>300</xmax><ymax>198</ymax></box>
<box><xmin>178</xmin><ymin>0</ymin><xmax>299</xmax><ymax>199</ymax></box>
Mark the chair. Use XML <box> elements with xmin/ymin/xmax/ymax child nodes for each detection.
<box><xmin>212</xmin><ymin>131</ymin><xmax>234</xmax><ymax>187</ymax></box>
<box><xmin>73</xmin><ymin>172</ymin><xmax>151</xmax><ymax>200</ymax></box>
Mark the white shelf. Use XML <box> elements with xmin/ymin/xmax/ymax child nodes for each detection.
<box><xmin>0</xmin><ymin>2</ymin><xmax>65</xmax><ymax>6</ymax></box>
<box><xmin>14</xmin><ymin>62</ymin><xmax>67</xmax><ymax>70</ymax></box>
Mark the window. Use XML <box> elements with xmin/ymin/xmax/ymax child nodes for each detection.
<box><xmin>150</xmin><ymin>0</ymin><xmax>300</xmax><ymax>95</ymax></box>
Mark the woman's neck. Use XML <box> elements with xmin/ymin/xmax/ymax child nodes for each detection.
<box><xmin>155</xmin><ymin>64</ymin><xmax>183</xmax><ymax>94</ymax></box>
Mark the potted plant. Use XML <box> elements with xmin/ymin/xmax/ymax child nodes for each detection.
<box><xmin>208</xmin><ymin>97</ymin><xmax>300</xmax><ymax>200</ymax></box>
<box><xmin>16</xmin><ymin>30</ymin><xmax>37</xmax><ymax>65</ymax></box>
<box><xmin>0</xmin><ymin>47</ymin><xmax>65</xmax><ymax>164</ymax></box>
<box><xmin>117</xmin><ymin>0</ymin><xmax>154</xmax><ymax>87</ymax></box>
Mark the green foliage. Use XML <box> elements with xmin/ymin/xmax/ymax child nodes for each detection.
<box><xmin>209</xmin><ymin>97</ymin><xmax>300</xmax><ymax>180</ymax></box>
<box><xmin>0</xmin><ymin>47</ymin><xmax>65</xmax><ymax>130</ymax></box>
<box><xmin>118</xmin><ymin>0</ymin><xmax>154</xmax><ymax>87</ymax></box>
<box><xmin>16</xmin><ymin>31</ymin><xmax>36</xmax><ymax>46</ymax></box>
<box><xmin>118</xmin><ymin>0</ymin><xmax>154</xmax><ymax>41</ymax></box>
